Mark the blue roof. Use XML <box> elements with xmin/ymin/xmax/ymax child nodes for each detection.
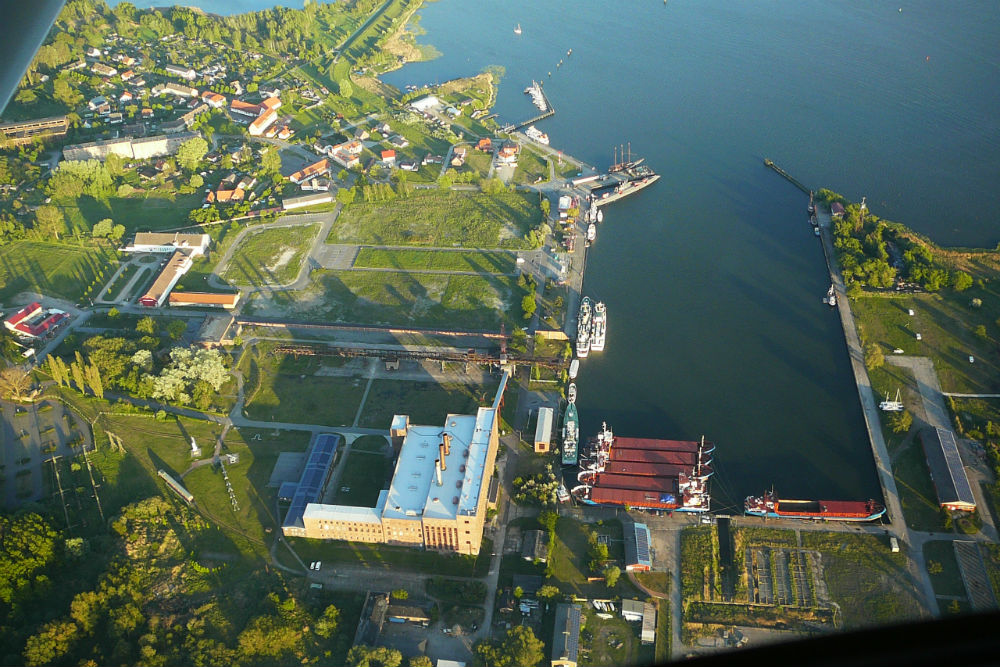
<box><xmin>282</xmin><ymin>434</ymin><xmax>341</xmax><ymax>530</ymax></box>
<box><xmin>625</xmin><ymin>522</ymin><xmax>652</xmax><ymax>567</ymax></box>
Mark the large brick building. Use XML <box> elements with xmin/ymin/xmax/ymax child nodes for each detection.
<box><xmin>281</xmin><ymin>373</ymin><xmax>508</xmax><ymax>556</ymax></box>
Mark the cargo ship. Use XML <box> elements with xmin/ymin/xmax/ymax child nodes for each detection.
<box><xmin>576</xmin><ymin>297</ymin><xmax>592</xmax><ymax>358</ymax></box>
<box><xmin>571</xmin><ymin>423</ymin><xmax>713</xmax><ymax>512</ymax></box>
<box><xmin>590</xmin><ymin>302</ymin><xmax>606</xmax><ymax>352</ymax></box>
<box><xmin>744</xmin><ymin>489</ymin><xmax>886</xmax><ymax>522</ymax></box>
<box><xmin>562</xmin><ymin>402</ymin><xmax>579</xmax><ymax>466</ymax></box>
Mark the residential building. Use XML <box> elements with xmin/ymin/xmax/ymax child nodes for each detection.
<box><xmin>830</xmin><ymin>202</ymin><xmax>845</xmax><ymax>218</ymax></box>
<box><xmin>0</xmin><ymin>116</ymin><xmax>68</xmax><ymax>147</ymax></box>
<box><xmin>139</xmin><ymin>251</ymin><xmax>193</xmax><ymax>307</ymax></box>
<box><xmin>380</xmin><ymin>149</ymin><xmax>396</xmax><ymax>164</ymax></box>
<box><xmin>921</xmin><ymin>427</ymin><xmax>976</xmax><ymax>512</ymax></box>
<box><xmin>4</xmin><ymin>303</ymin><xmax>69</xmax><ymax>339</ymax></box>
<box><xmin>551</xmin><ymin>604</ymin><xmax>582</xmax><ymax>667</ymax></box>
<box><xmin>289</xmin><ymin>158</ymin><xmax>330</xmax><ymax>184</ymax></box>
<box><xmin>230</xmin><ymin>99</ymin><xmax>261</xmax><ymax>118</ymax></box>
<box><xmin>124</xmin><ymin>231</ymin><xmax>210</xmax><ymax>256</ymax></box>
<box><xmin>120</xmin><ymin>69</ymin><xmax>135</xmax><ymax>81</ymax></box>
<box><xmin>91</xmin><ymin>63</ymin><xmax>118</xmax><ymax>77</ymax></box>
<box><xmin>281</xmin><ymin>374</ymin><xmax>509</xmax><ymax>557</ymax></box>
<box><xmin>496</xmin><ymin>141</ymin><xmax>519</xmax><ymax>165</ymax></box>
<box><xmin>201</xmin><ymin>91</ymin><xmax>226</xmax><ymax>108</ymax></box>
<box><xmin>259</xmin><ymin>96</ymin><xmax>282</xmax><ymax>112</ymax></box>
<box><xmin>63</xmin><ymin>132</ymin><xmax>199</xmax><ymax>162</ymax></box>
<box><xmin>534</xmin><ymin>407</ymin><xmax>554</xmax><ymax>453</ymax></box>
<box><xmin>165</xmin><ymin>64</ymin><xmax>197</xmax><ymax>80</ymax></box>
<box><xmin>248</xmin><ymin>109</ymin><xmax>278</xmax><ymax>136</ymax></box>
<box><xmin>168</xmin><ymin>292</ymin><xmax>241</xmax><ymax>309</ymax></box>
<box><xmin>152</xmin><ymin>82</ymin><xmax>199</xmax><ymax>98</ymax></box>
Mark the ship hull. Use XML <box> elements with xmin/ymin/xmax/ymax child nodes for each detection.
<box><xmin>593</xmin><ymin>173</ymin><xmax>660</xmax><ymax>207</ymax></box>
<box><xmin>745</xmin><ymin>508</ymin><xmax>886</xmax><ymax>522</ymax></box>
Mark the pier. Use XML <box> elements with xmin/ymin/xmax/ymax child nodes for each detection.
<box><xmin>501</xmin><ymin>83</ymin><xmax>555</xmax><ymax>133</ymax></box>
<box><xmin>763</xmin><ymin>158</ymin><xmax>811</xmax><ymax>195</ymax></box>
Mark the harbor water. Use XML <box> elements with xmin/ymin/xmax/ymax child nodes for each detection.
<box><xmin>107</xmin><ymin>0</ymin><xmax>1000</xmax><ymax>505</ymax></box>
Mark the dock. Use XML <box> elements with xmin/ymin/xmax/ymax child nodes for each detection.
<box><xmin>501</xmin><ymin>83</ymin><xmax>555</xmax><ymax>133</ymax></box>
<box><xmin>763</xmin><ymin>158</ymin><xmax>811</xmax><ymax>195</ymax></box>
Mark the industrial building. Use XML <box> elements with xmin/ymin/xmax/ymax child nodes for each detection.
<box><xmin>620</xmin><ymin>599</ymin><xmax>656</xmax><ymax>645</ymax></box>
<box><xmin>3</xmin><ymin>302</ymin><xmax>68</xmax><ymax>339</ymax></box>
<box><xmin>280</xmin><ymin>374</ymin><xmax>508</xmax><ymax>556</ymax></box>
<box><xmin>124</xmin><ymin>232</ymin><xmax>209</xmax><ymax>256</ymax></box>
<box><xmin>139</xmin><ymin>251</ymin><xmax>193</xmax><ymax>307</ymax></box>
<box><xmin>167</xmin><ymin>292</ymin><xmax>241</xmax><ymax>309</ymax></box>
<box><xmin>282</xmin><ymin>192</ymin><xmax>333</xmax><ymax>211</ymax></box>
<box><xmin>921</xmin><ymin>427</ymin><xmax>977</xmax><ymax>512</ymax></box>
<box><xmin>62</xmin><ymin>132</ymin><xmax>199</xmax><ymax>162</ymax></box>
<box><xmin>624</xmin><ymin>521</ymin><xmax>652</xmax><ymax>571</ymax></box>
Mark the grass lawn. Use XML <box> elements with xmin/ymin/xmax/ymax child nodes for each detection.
<box><xmin>980</xmin><ymin>543</ymin><xmax>1000</xmax><ymax>602</ymax></box>
<box><xmin>358</xmin><ymin>380</ymin><xmax>491</xmax><ymax>428</ymax></box>
<box><xmin>635</xmin><ymin>571</ymin><xmax>671</xmax><ymax>597</ymax></box>
<box><xmin>350</xmin><ymin>434</ymin><xmax>389</xmax><ymax>453</ymax></box>
<box><xmin>330</xmin><ymin>450</ymin><xmax>391</xmax><ymax>507</ymax></box>
<box><xmin>329</xmin><ymin>189</ymin><xmax>541</xmax><ymax>249</ymax></box>
<box><xmin>223</xmin><ymin>223</ymin><xmax>319</xmax><ymax>286</ymax></box>
<box><xmin>922</xmin><ymin>540</ymin><xmax>967</xmax><ymax>598</ymax></box>
<box><xmin>548</xmin><ymin>517</ymin><xmax>638</xmax><ymax>599</ymax></box>
<box><xmin>352</xmin><ymin>247</ymin><xmax>517</xmax><ymax>274</ymax></box>
<box><xmin>800</xmin><ymin>531</ymin><xmax>923</xmax><ymax>628</ymax></box>
<box><xmin>852</xmin><ymin>293</ymin><xmax>1000</xmax><ymax>394</ymax></box>
<box><xmin>892</xmin><ymin>442</ymin><xmax>947</xmax><ymax>531</ymax></box>
<box><xmin>579</xmin><ymin>606</ymin><xmax>652</xmax><ymax>667</ymax></box>
<box><xmin>0</xmin><ymin>241</ymin><xmax>117</xmax><ymax>303</ymax></box>
<box><xmin>245</xmin><ymin>373</ymin><xmax>366</xmax><ymax>426</ymax></box>
<box><xmin>513</xmin><ymin>148</ymin><xmax>549</xmax><ymax>185</ymax></box>
<box><xmin>248</xmin><ymin>269</ymin><xmax>521</xmax><ymax>329</ymax></box>
<box><xmin>101</xmin><ymin>262</ymin><xmax>139</xmax><ymax>301</ymax></box>
<box><xmin>73</xmin><ymin>191</ymin><xmax>205</xmax><ymax>233</ymax></box>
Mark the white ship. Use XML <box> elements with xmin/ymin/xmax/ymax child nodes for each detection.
<box><xmin>524</xmin><ymin>81</ymin><xmax>547</xmax><ymax>111</ymax></box>
<box><xmin>514</xmin><ymin>23</ymin><xmax>522</xmax><ymax>35</ymax></box>
<box><xmin>524</xmin><ymin>125</ymin><xmax>549</xmax><ymax>145</ymax></box>
<box><xmin>823</xmin><ymin>284</ymin><xmax>837</xmax><ymax>307</ymax></box>
<box><xmin>590</xmin><ymin>301</ymin><xmax>606</xmax><ymax>352</ymax></box>
<box><xmin>577</xmin><ymin>296</ymin><xmax>592</xmax><ymax>358</ymax></box>
<box><xmin>569</xmin><ymin>358</ymin><xmax>579</xmax><ymax>380</ymax></box>
<box><xmin>586</xmin><ymin>223</ymin><xmax>597</xmax><ymax>245</ymax></box>
<box><xmin>567</xmin><ymin>382</ymin><xmax>577</xmax><ymax>404</ymax></box>
<box><xmin>879</xmin><ymin>388</ymin><xmax>904</xmax><ymax>412</ymax></box>
<box><xmin>596</xmin><ymin>209</ymin><xmax>603</xmax><ymax>223</ymax></box>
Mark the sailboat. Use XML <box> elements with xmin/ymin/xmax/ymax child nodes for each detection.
<box><xmin>514</xmin><ymin>23</ymin><xmax>522</xmax><ymax>35</ymax></box>
<box><xmin>879</xmin><ymin>389</ymin><xmax>904</xmax><ymax>412</ymax></box>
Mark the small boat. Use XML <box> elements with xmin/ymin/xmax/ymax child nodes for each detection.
<box><xmin>879</xmin><ymin>389</ymin><xmax>904</xmax><ymax>412</ymax></box>
<box><xmin>596</xmin><ymin>209</ymin><xmax>604</xmax><ymax>223</ymax></box>
<box><xmin>567</xmin><ymin>48</ymin><xmax>573</xmax><ymax>56</ymax></box>
<box><xmin>569</xmin><ymin>358</ymin><xmax>579</xmax><ymax>379</ymax></box>
<box><xmin>586</xmin><ymin>223</ymin><xmax>596</xmax><ymax>245</ymax></box>
<box><xmin>823</xmin><ymin>284</ymin><xmax>836</xmax><ymax>307</ymax></box>
<box><xmin>556</xmin><ymin>482</ymin><xmax>570</xmax><ymax>503</ymax></box>
<box><xmin>514</xmin><ymin>23</ymin><xmax>522</xmax><ymax>35</ymax></box>
<box><xmin>814</xmin><ymin>226</ymin><xmax>821</xmax><ymax>236</ymax></box>
<box><xmin>567</xmin><ymin>382</ymin><xmax>577</xmax><ymax>404</ymax></box>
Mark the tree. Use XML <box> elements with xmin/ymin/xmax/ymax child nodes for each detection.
<box><xmin>0</xmin><ymin>363</ymin><xmax>32</xmax><ymax>400</ymax></box>
<box><xmin>539</xmin><ymin>510</ymin><xmax>558</xmax><ymax>533</ymax></box>
<box><xmin>136</xmin><ymin>316</ymin><xmax>157</xmax><ymax>335</ymax></box>
<box><xmin>337</xmin><ymin>78</ymin><xmax>353</xmax><ymax>99</ymax></box>
<box><xmin>85</xmin><ymin>363</ymin><xmax>105</xmax><ymax>400</ymax></box>
<box><xmin>889</xmin><ymin>409</ymin><xmax>912</xmax><ymax>434</ymax></box>
<box><xmin>952</xmin><ymin>271</ymin><xmax>973</xmax><ymax>292</ymax></box>
<box><xmin>176</xmin><ymin>136</ymin><xmax>209</xmax><ymax>172</ymax></box>
<box><xmin>407</xmin><ymin>657</ymin><xmax>433</xmax><ymax>667</ymax></box>
<box><xmin>540</xmin><ymin>197</ymin><xmax>550</xmax><ymax>218</ymax></box>
<box><xmin>35</xmin><ymin>205</ymin><xmax>65</xmax><ymax>239</ymax></box>
<box><xmin>261</xmin><ymin>146</ymin><xmax>282</xmax><ymax>175</ymax></box>
<box><xmin>927</xmin><ymin>560</ymin><xmax>943</xmax><ymax>575</ymax></box>
<box><xmin>190</xmin><ymin>173</ymin><xmax>204</xmax><ymax>189</ymax></box>
<box><xmin>603</xmin><ymin>565</ymin><xmax>620</xmax><ymax>589</ymax></box>
<box><xmin>864</xmin><ymin>342</ymin><xmax>884</xmax><ymax>370</ymax></box>
<box><xmin>521</xmin><ymin>294</ymin><xmax>536</xmax><ymax>319</ymax></box>
<box><xmin>92</xmin><ymin>218</ymin><xmax>114</xmax><ymax>237</ymax></box>
<box><xmin>314</xmin><ymin>604</ymin><xmax>340</xmax><ymax>639</ymax></box>
<box><xmin>347</xmin><ymin>645</ymin><xmax>402</xmax><ymax>667</ymax></box>
<box><xmin>110</xmin><ymin>224</ymin><xmax>126</xmax><ymax>241</ymax></box>
<box><xmin>70</xmin><ymin>361</ymin><xmax>86</xmax><ymax>393</ymax></box>
<box><xmin>167</xmin><ymin>319</ymin><xmax>188</xmax><ymax>341</ymax></box>
<box><xmin>23</xmin><ymin>620</ymin><xmax>78</xmax><ymax>667</ymax></box>
<box><xmin>536</xmin><ymin>585</ymin><xmax>560</xmax><ymax>600</ymax></box>
<box><xmin>479</xmin><ymin>626</ymin><xmax>544</xmax><ymax>667</ymax></box>
<box><xmin>974</xmin><ymin>324</ymin><xmax>989</xmax><ymax>341</ymax></box>
<box><xmin>390</xmin><ymin>588</ymin><xmax>408</xmax><ymax>600</ymax></box>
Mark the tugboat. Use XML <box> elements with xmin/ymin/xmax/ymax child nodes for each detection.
<box><xmin>567</xmin><ymin>382</ymin><xmax>577</xmax><ymax>404</ymax></box>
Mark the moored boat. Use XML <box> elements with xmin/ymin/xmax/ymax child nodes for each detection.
<box><xmin>567</xmin><ymin>382</ymin><xmax>577</xmax><ymax>404</ymax></box>
<box><xmin>590</xmin><ymin>301</ymin><xmax>606</xmax><ymax>352</ymax></box>
<box><xmin>744</xmin><ymin>489</ymin><xmax>885</xmax><ymax>521</ymax></box>
<box><xmin>576</xmin><ymin>297</ymin><xmax>592</xmax><ymax>358</ymax></box>
<box><xmin>562</xmin><ymin>403</ymin><xmax>579</xmax><ymax>466</ymax></box>
<box><xmin>524</xmin><ymin>125</ymin><xmax>549</xmax><ymax>145</ymax></box>
<box><xmin>586</xmin><ymin>223</ymin><xmax>596</xmax><ymax>245</ymax></box>
<box><xmin>879</xmin><ymin>389</ymin><xmax>904</xmax><ymax>412</ymax></box>
<box><xmin>569</xmin><ymin>358</ymin><xmax>579</xmax><ymax>380</ymax></box>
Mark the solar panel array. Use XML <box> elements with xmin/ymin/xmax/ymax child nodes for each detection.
<box><xmin>634</xmin><ymin>522</ymin><xmax>651</xmax><ymax>565</ymax></box>
<box><xmin>282</xmin><ymin>434</ymin><xmax>341</xmax><ymax>530</ymax></box>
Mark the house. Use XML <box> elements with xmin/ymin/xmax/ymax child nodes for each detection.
<box><xmin>248</xmin><ymin>109</ymin><xmax>278</xmax><ymax>136</ymax></box>
<box><xmin>399</xmin><ymin>160</ymin><xmax>418</xmax><ymax>172</ymax></box>
<box><xmin>108</xmin><ymin>112</ymin><xmax>123</xmax><ymax>124</ymax></box>
<box><xmin>521</xmin><ymin>530</ymin><xmax>549</xmax><ymax>563</ymax></box>
<box><xmin>496</xmin><ymin>141</ymin><xmax>519</xmax><ymax>165</ymax></box>
<box><xmin>139</xmin><ymin>251</ymin><xmax>193</xmax><ymax>308</ymax></box>
<box><xmin>120</xmin><ymin>69</ymin><xmax>135</xmax><ymax>81</ymax></box>
<box><xmin>152</xmin><ymin>82</ymin><xmax>199</xmax><ymax>98</ymax></box>
<box><xmin>551</xmin><ymin>604</ymin><xmax>582</xmax><ymax>667</ymax></box>
<box><xmin>259</xmin><ymin>96</ymin><xmax>282</xmax><ymax>113</ymax></box>
<box><xmin>230</xmin><ymin>80</ymin><xmax>244</xmax><ymax>96</ymax></box>
<box><xmin>477</xmin><ymin>138</ymin><xmax>493</xmax><ymax>152</ymax></box>
<box><xmin>168</xmin><ymin>291</ymin><xmax>241</xmax><ymax>309</ymax></box>
<box><xmin>921</xmin><ymin>427</ymin><xmax>977</xmax><ymax>512</ymax></box>
<box><xmin>277</xmin><ymin>126</ymin><xmax>293</xmax><ymax>140</ymax></box>
<box><xmin>85</xmin><ymin>47</ymin><xmax>101</xmax><ymax>58</ymax></box>
<box><xmin>288</xmin><ymin>158</ymin><xmax>330</xmax><ymax>184</ymax></box>
<box><xmin>206</xmin><ymin>188</ymin><xmax>245</xmax><ymax>204</ymax></box>
<box><xmin>620</xmin><ymin>600</ymin><xmax>656</xmax><ymax>645</ymax></box>
<box><xmin>300</xmin><ymin>178</ymin><xmax>331</xmax><ymax>192</ymax></box>
<box><xmin>91</xmin><ymin>63</ymin><xmax>117</xmax><ymax>77</ymax></box>
<box><xmin>534</xmin><ymin>407</ymin><xmax>554</xmax><ymax>453</ymax></box>
<box><xmin>830</xmin><ymin>202</ymin><xmax>845</xmax><ymax>218</ymax></box>
<box><xmin>4</xmin><ymin>303</ymin><xmax>69</xmax><ymax>339</ymax></box>
<box><xmin>165</xmin><ymin>64</ymin><xmax>197</xmax><ymax>81</ymax></box>
<box><xmin>511</xmin><ymin>574</ymin><xmax>544</xmax><ymax>597</ymax></box>
<box><xmin>380</xmin><ymin>149</ymin><xmax>396</xmax><ymax>164</ymax></box>
<box><xmin>141</xmin><ymin>108</ymin><xmax>154</xmax><ymax>119</ymax></box>
<box><xmin>201</xmin><ymin>91</ymin><xmax>227</xmax><ymax>108</ymax></box>
<box><xmin>119</xmin><ymin>91</ymin><xmax>133</xmax><ymax>103</ymax></box>
<box><xmin>88</xmin><ymin>96</ymin><xmax>108</xmax><ymax>111</ymax></box>
<box><xmin>388</xmin><ymin>134</ymin><xmax>409</xmax><ymax>148</ymax></box>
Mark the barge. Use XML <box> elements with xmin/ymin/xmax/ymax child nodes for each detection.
<box><xmin>571</xmin><ymin>423</ymin><xmax>713</xmax><ymax>512</ymax></box>
<box><xmin>744</xmin><ymin>489</ymin><xmax>886</xmax><ymax>522</ymax></box>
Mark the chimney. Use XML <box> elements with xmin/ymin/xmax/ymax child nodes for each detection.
<box><xmin>435</xmin><ymin>459</ymin><xmax>443</xmax><ymax>486</ymax></box>
<box><xmin>443</xmin><ymin>433</ymin><xmax>451</xmax><ymax>456</ymax></box>
<box><xmin>439</xmin><ymin>443</ymin><xmax>447</xmax><ymax>471</ymax></box>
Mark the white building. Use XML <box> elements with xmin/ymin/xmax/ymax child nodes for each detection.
<box><xmin>124</xmin><ymin>232</ymin><xmax>210</xmax><ymax>256</ymax></box>
<box><xmin>409</xmin><ymin>95</ymin><xmax>441</xmax><ymax>113</ymax></box>
<box><xmin>165</xmin><ymin>64</ymin><xmax>197</xmax><ymax>80</ymax></box>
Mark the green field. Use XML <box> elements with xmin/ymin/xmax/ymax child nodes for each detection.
<box><xmin>352</xmin><ymin>247</ymin><xmax>517</xmax><ymax>273</ymax></box>
<box><xmin>100</xmin><ymin>262</ymin><xmax>139</xmax><ymax>301</ymax></box>
<box><xmin>329</xmin><ymin>190</ymin><xmax>542</xmax><ymax>249</ymax></box>
<box><xmin>923</xmin><ymin>540</ymin><xmax>967</xmax><ymax>598</ymax></box>
<box><xmin>0</xmin><ymin>241</ymin><xmax>117</xmax><ymax>303</ymax></box>
<box><xmin>513</xmin><ymin>148</ymin><xmax>549</xmax><ymax>185</ymax></box>
<box><xmin>331</xmin><ymin>450</ymin><xmax>391</xmax><ymax>507</ymax></box>
<box><xmin>71</xmin><ymin>191</ymin><xmax>206</xmax><ymax>233</ymax></box>
<box><xmin>224</xmin><ymin>223</ymin><xmax>319</xmax><ymax>286</ymax></box>
<box><xmin>852</xmin><ymin>293</ymin><xmax>1000</xmax><ymax>394</ymax></box>
<box><xmin>286</xmin><ymin>535</ymin><xmax>491</xmax><ymax>577</ymax></box>
<box><xmin>547</xmin><ymin>517</ymin><xmax>638</xmax><ymax>598</ymax></box>
<box><xmin>358</xmin><ymin>380</ymin><xmax>489</xmax><ymax>428</ymax></box>
<box><xmin>247</xmin><ymin>268</ymin><xmax>521</xmax><ymax>329</ymax></box>
<box><xmin>245</xmin><ymin>373</ymin><xmax>366</xmax><ymax>427</ymax></box>
<box><xmin>892</xmin><ymin>441</ymin><xmax>947</xmax><ymax>531</ymax></box>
